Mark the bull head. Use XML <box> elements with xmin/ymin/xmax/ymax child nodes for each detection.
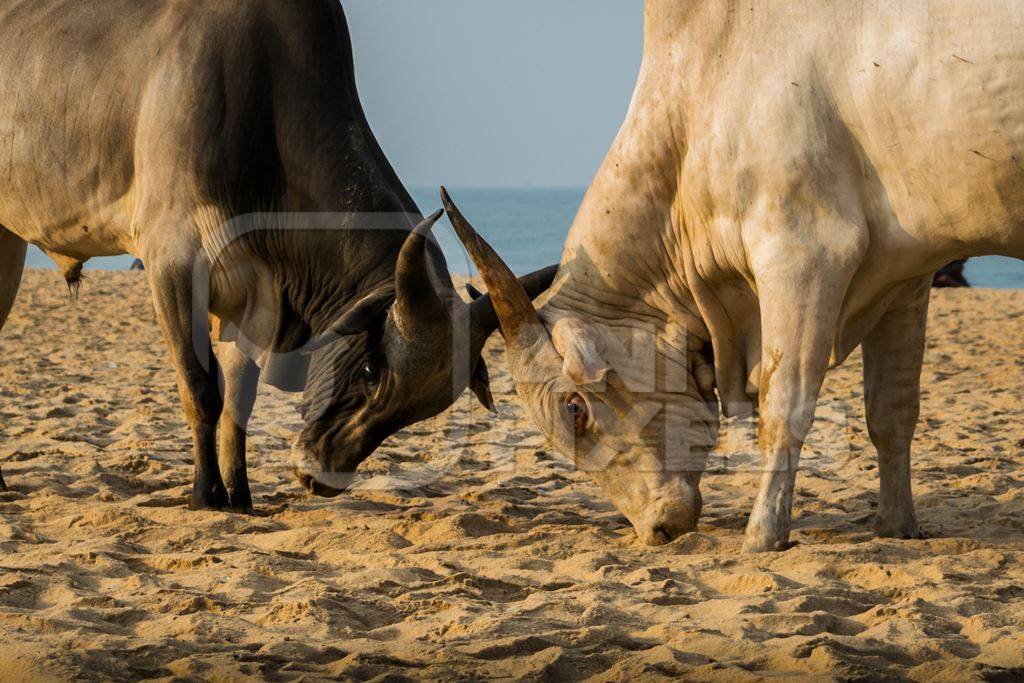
<box><xmin>442</xmin><ymin>188</ymin><xmax>717</xmax><ymax>546</ymax></box>
<box><xmin>293</xmin><ymin>209</ymin><xmax>557</xmax><ymax>495</ymax></box>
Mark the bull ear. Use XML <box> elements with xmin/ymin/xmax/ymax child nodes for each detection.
<box><xmin>305</xmin><ymin>285</ymin><xmax>396</xmax><ymax>353</ymax></box>
<box><xmin>262</xmin><ymin>352</ymin><xmax>310</xmax><ymax>393</ymax></box>
<box><xmin>469</xmin><ymin>359</ymin><xmax>497</xmax><ymax>413</ymax></box>
<box><xmin>519</xmin><ymin>264</ymin><xmax>559</xmax><ymax>300</ymax></box>
<box><xmin>552</xmin><ymin>318</ymin><xmax>611</xmax><ymax>386</ymax></box>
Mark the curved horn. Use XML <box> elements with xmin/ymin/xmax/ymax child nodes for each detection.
<box><xmin>393</xmin><ymin>209</ymin><xmax>448</xmax><ymax>339</ymax></box>
<box><xmin>441</xmin><ymin>187</ymin><xmax>545</xmax><ymax>351</ymax></box>
<box><xmin>468</xmin><ymin>264</ymin><xmax>559</xmax><ymax>358</ymax></box>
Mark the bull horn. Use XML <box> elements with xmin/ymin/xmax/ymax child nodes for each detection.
<box><xmin>467</xmin><ymin>264</ymin><xmax>559</xmax><ymax>358</ymax></box>
<box><xmin>441</xmin><ymin>187</ymin><xmax>545</xmax><ymax>351</ymax></box>
<box><xmin>393</xmin><ymin>209</ymin><xmax>448</xmax><ymax>339</ymax></box>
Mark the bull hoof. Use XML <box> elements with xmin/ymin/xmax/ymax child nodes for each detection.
<box><xmin>876</xmin><ymin>522</ymin><xmax>924</xmax><ymax>540</ymax></box>
<box><xmin>227</xmin><ymin>491</ymin><xmax>254</xmax><ymax>516</ymax></box>
<box><xmin>188</xmin><ymin>483</ymin><xmax>231</xmax><ymax>511</ymax></box>
<box><xmin>188</xmin><ymin>498</ymin><xmax>229</xmax><ymax>512</ymax></box>
<box><xmin>741</xmin><ymin>536</ymin><xmax>796</xmax><ymax>553</ymax></box>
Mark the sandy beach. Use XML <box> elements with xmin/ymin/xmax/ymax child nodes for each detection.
<box><xmin>1</xmin><ymin>268</ymin><xmax>1022</xmax><ymax>681</ymax></box>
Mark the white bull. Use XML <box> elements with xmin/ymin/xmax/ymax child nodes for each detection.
<box><xmin>444</xmin><ymin>0</ymin><xmax>1024</xmax><ymax>551</ymax></box>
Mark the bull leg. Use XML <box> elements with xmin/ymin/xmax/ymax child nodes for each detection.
<box><xmin>742</xmin><ymin>235</ymin><xmax>858</xmax><ymax>553</ymax></box>
<box><xmin>0</xmin><ymin>226</ymin><xmax>28</xmax><ymax>491</ymax></box>
<box><xmin>862</xmin><ymin>278</ymin><xmax>931</xmax><ymax>539</ymax></box>
<box><xmin>216</xmin><ymin>342</ymin><xmax>259</xmax><ymax>513</ymax></box>
<box><xmin>143</xmin><ymin>242</ymin><xmax>229</xmax><ymax>510</ymax></box>
<box><xmin>0</xmin><ymin>227</ymin><xmax>26</xmax><ymax>329</ymax></box>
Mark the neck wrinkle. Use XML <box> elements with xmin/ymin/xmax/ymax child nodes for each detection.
<box><xmin>279</xmin><ymin>233</ymin><xmax>457</xmax><ymax>339</ymax></box>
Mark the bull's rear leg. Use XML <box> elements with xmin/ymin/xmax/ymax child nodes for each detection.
<box><xmin>144</xmin><ymin>243</ymin><xmax>229</xmax><ymax>510</ymax></box>
<box><xmin>0</xmin><ymin>226</ymin><xmax>28</xmax><ymax>491</ymax></box>
<box><xmin>862</xmin><ymin>278</ymin><xmax>930</xmax><ymax>539</ymax></box>
<box><xmin>216</xmin><ymin>343</ymin><xmax>260</xmax><ymax>513</ymax></box>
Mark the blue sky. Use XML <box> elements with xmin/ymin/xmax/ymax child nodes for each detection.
<box><xmin>29</xmin><ymin>1</ymin><xmax>643</xmax><ymax>269</ymax></box>
<box><xmin>343</xmin><ymin>0</ymin><xmax>644</xmax><ymax>188</ymax></box>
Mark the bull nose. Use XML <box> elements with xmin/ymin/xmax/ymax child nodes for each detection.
<box><xmin>637</xmin><ymin>496</ymin><xmax>701</xmax><ymax>546</ymax></box>
<box><xmin>648</xmin><ymin>525</ymin><xmax>674</xmax><ymax>546</ymax></box>
<box><xmin>639</xmin><ymin>521</ymin><xmax>691</xmax><ymax>546</ymax></box>
<box><xmin>295</xmin><ymin>469</ymin><xmax>347</xmax><ymax>498</ymax></box>
<box><xmin>291</xmin><ymin>443</ymin><xmax>353</xmax><ymax>498</ymax></box>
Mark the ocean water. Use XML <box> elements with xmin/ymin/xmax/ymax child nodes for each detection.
<box><xmin>22</xmin><ymin>186</ymin><xmax>1024</xmax><ymax>288</ymax></box>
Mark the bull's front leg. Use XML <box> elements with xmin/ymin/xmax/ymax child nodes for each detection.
<box><xmin>216</xmin><ymin>342</ymin><xmax>260</xmax><ymax>513</ymax></box>
<box><xmin>862</xmin><ymin>278</ymin><xmax>930</xmax><ymax>539</ymax></box>
<box><xmin>144</xmin><ymin>242</ymin><xmax>230</xmax><ymax>511</ymax></box>
<box><xmin>741</xmin><ymin>234</ymin><xmax>861</xmax><ymax>553</ymax></box>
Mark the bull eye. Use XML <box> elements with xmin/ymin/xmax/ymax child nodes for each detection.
<box><xmin>361</xmin><ymin>362</ymin><xmax>380</xmax><ymax>388</ymax></box>
<box><xmin>566</xmin><ymin>394</ymin><xmax>590</xmax><ymax>437</ymax></box>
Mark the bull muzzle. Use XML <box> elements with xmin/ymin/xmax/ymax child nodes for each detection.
<box><xmin>635</xmin><ymin>491</ymin><xmax>702</xmax><ymax>546</ymax></box>
<box><xmin>291</xmin><ymin>443</ymin><xmax>353</xmax><ymax>498</ymax></box>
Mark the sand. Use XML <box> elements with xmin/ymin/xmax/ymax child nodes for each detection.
<box><xmin>0</xmin><ymin>269</ymin><xmax>1022</xmax><ymax>681</ymax></box>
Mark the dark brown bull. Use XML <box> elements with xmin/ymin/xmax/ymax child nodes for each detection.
<box><xmin>0</xmin><ymin>0</ymin><xmax>554</xmax><ymax>509</ymax></box>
